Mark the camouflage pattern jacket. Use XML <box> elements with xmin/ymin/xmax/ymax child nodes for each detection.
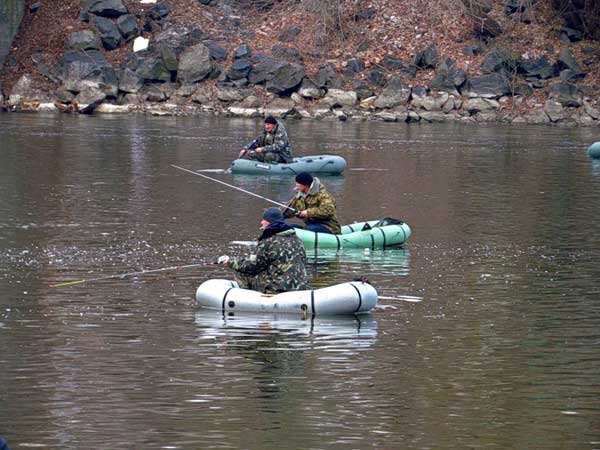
<box><xmin>284</xmin><ymin>178</ymin><xmax>342</xmax><ymax>234</ymax></box>
<box><xmin>227</xmin><ymin>228</ymin><xmax>310</xmax><ymax>293</ymax></box>
<box><xmin>245</xmin><ymin>121</ymin><xmax>293</xmax><ymax>163</ymax></box>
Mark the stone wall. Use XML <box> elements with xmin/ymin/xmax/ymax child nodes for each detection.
<box><xmin>0</xmin><ymin>0</ymin><xmax>25</xmax><ymax>74</ymax></box>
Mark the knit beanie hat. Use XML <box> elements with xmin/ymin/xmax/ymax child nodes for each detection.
<box><xmin>262</xmin><ymin>207</ymin><xmax>284</xmax><ymax>222</ymax></box>
<box><xmin>295</xmin><ymin>172</ymin><xmax>313</xmax><ymax>186</ymax></box>
<box><xmin>264</xmin><ymin>115</ymin><xmax>277</xmax><ymax>125</ymax></box>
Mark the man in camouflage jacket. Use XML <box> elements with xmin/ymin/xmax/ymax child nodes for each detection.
<box><xmin>218</xmin><ymin>208</ymin><xmax>310</xmax><ymax>294</ymax></box>
<box><xmin>283</xmin><ymin>172</ymin><xmax>342</xmax><ymax>234</ymax></box>
<box><xmin>238</xmin><ymin>115</ymin><xmax>293</xmax><ymax>164</ymax></box>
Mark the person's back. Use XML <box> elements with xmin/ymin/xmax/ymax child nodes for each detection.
<box><xmin>221</xmin><ymin>207</ymin><xmax>310</xmax><ymax>293</ymax></box>
<box><xmin>253</xmin><ymin>229</ymin><xmax>309</xmax><ymax>293</ymax></box>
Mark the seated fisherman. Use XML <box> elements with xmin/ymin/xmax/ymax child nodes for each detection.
<box><xmin>218</xmin><ymin>207</ymin><xmax>310</xmax><ymax>294</ymax></box>
<box><xmin>238</xmin><ymin>115</ymin><xmax>293</xmax><ymax>164</ymax></box>
<box><xmin>283</xmin><ymin>172</ymin><xmax>341</xmax><ymax>234</ymax></box>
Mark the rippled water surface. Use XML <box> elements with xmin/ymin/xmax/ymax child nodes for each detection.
<box><xmin>1</xmin><ymin>113</ymin><xmax>599</xmax><ymax>449</ymax></box>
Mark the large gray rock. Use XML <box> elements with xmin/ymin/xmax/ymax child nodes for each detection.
<box><xmin>154</xmin><ymin>25</ymin><xmax>204</xmax><ymax>56</ymax></box>
<box><xmin>227</xmin><ymin>59</ymin><xmax>251</xmax><ymax>81</ymax></box>
<box><xmin>116</xmin><ymin>14</ymin><xmax>139</xmax><ymax>41</ymax></box>
<box><xmin>414</xmin><ymin>45</ymin><xmax>437</xmax><ymax>69</ymax></box>
<box><xmin>0</xmin><ymin>0</ymin><xmax>26</xmax><ymax>74</ymax></box>
<box><xmin>556</xmin><ymin>47</ymin><xmax>582</xmax><ymax>73</ymax></box>
<box><xmin>266</xmin><ymin>62</ymin><xmax>305</xmax><ymax>95</ymax></box>
<box><xmin>8</xmin><ymin>74</ymin><xmax>35</xmax><ymax>106</ymax></box>
<box><xmin>549</xmin><ymin>82</ymin><xmax>583</xmax><ymax>107</ymax></box>
<box><xmin>463</xmin><ymin>97</ymin><xmax>500</xmax><ymax>114</ymax></box>
<box><xmin>74</xmin><ymin>86</ymin><xmax>106</xmax><ymax>111</ymax></box>
<box><xmin>544</xmin><ymin>100</ymin><xmax>564</xmax><ymax>122</ymax></box>
<box><xmin>465</xmin><ymin>74</ymin><xmax>512</xmax><ymax>98</ymax></box>
<box><xmin>373</xmin><ymin>77</ymin><xmax>411</xmax><ymax>109</ymax></box>
<box><xmin>298</xmin><ymin>78</ymin><xmax>324</xmax><ymax>99</ymax></box>
<box><xmin>271</xmin><ymin>44</ymin><xmax>302</xmax><ymax>63</ymax></box>
<box><xmin>204</xmin><ymin>41</ymin><xmax>227</xmax><ymax>61</ymax></box>
<box><xmin>321</xmin><ymin>89</ymin><xmax>358</xmax><ymax>107</ymax></box>
<box><xmin>135</xmin><ymin>56</ymin><xmax>171</xmax><ymax>82</ymax></box>
<box><xmin>429</xmin><ymin>58</ymin><xmax>467</xmax><ymax>92</ymax></box>
<box><xmin>247</xmin><ymin>53</ymin><xmax>282</xmax><ymax>85</ymax></box>
<box><xmin>481</xmin><ymin>48</ymin><xmax>517</xmax><ymax>75</ymax></box>
<box><xmin>233</xmin><ymin>44</ymin><xmax>251</xmax><ymax>60</ymax></box>
<box><xmin>91</xmin><ymin>16</ymin><xmax>122</xmax><ymax>50</ymax></box>
<box><xmin>314</xmin><ymin>63</ymin><xmax>342</xmax><ymax>89</ymax></box>
<box><xmin>65</xmin><ymin>30</ymin><xmax>101</xmax><ymax>51</ymax></box>
<box><xmin>55</xmin><ymin>50</ymin><xmax>118</xmax><ymax>95</ymax></box>
<box><xmin>517</xmin><ymin>56</ymin><xmax>555</xmax><ymax>79</ymax></box>
<box><xmin>89</xmin><ymin>0</ymin><xmax>127</xmax><ymax>18</ymax></box>
<box><xmin>159</xmin><ymin>44</ymin><xmax>178</xmax><ymax>72</ymax></box>
<box><xmin>177</xmin><ymin>43</ymin><xmax>212</xmax><ymax>84</ymax></box>
<box><xmin>118</xmin><ymin>68</ymin><xmax>143</xmax><ymax>93</ymax></box>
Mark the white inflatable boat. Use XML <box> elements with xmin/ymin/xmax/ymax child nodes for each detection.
<box><xmin>196</xmin><ymin>279</ymin><xmax>377</xmax><ymax>315</ymax></box>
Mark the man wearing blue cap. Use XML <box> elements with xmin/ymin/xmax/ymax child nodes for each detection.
<box><xmin>218</xmin><ymin>207</ymin><xmax>310</xmax><ymax>293</ymax></box>
<box><xmin>238</xmin><ymin>115</ymin><xmax>293</xmax><ymax>163</ymax></box>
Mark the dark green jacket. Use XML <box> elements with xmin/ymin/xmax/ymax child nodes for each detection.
<box><xmin>227</xmin><ymin>229</ymin><xmax>310</xmax><ymax>293</ymax></box>
<box><xmin>245</xmin><ymin>120</ymin><xmax>293</xmax><ymax>163</ymax></box>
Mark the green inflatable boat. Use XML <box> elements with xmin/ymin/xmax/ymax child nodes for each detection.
<box><xmin>230</xmin><ymin>155</ymin><xmax>347</xmax><ymax>175</ymax></box>
<box><xmin>587</xmin><ymin>142</ymin><xmax>600</xmax><ymax>159</ymax></box>
<box><xmin>295</xmin><ymin>218</ymin><xmax>411</xmax><ymax>250</ymax></box>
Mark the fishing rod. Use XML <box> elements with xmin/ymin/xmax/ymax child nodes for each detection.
<box><xmin>50</xmin><ymin>262</ymin><xmax>210</xmax><ymax>288</ymax></box>
<box><xmin>171</xmin><ymin>164</ymin><xmax>297</xmax><ymax>212</ymax></box>
<box><xmin>378</xmin><ymin>295</ymin><xmax>422</xmax><ymax>303</ymax></box>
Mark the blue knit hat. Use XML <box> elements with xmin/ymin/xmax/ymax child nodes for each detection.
<box><xmin>262</xmin><ymin>207</ymin><xmax>283</xmax><ymax>222</ymax></box>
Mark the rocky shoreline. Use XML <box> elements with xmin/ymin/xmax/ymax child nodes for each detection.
<box><xmin>1</xmin><ymin>0</ymin><xmax>600</xmax><ymax>126</ymax></box>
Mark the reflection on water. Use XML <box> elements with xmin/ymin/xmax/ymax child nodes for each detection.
<box><xmin>195</xmin><ymin>311</ymin><xmax>378</xmax><ymax>350</ymax></box>
<box><xmin>2</xmin><ymin>114</ymin><xmax>600</xmax><ymax>450</ymax></box>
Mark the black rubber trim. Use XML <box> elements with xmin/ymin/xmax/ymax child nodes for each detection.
<box><xmin>370</xmin><ymin>233</ymin><xmax>375</xmax><ymax>250</ymax></box>
<box><xmin>334</xmin><ymin>234</ymin><xmax>341</xmax><ymax>250</ymax></box>
<box><xmin>401</xmin><ymin>225</ymin><xmax>407</xmax><ymax>243</ymax></box>
<box><xmin>379</xmin><ymin>228</ymin><xmax>387</xmax><ymax>248</ymax></box>
<box><xmin>349</xmin><ymin>282</ymin><xmax>363</xmax><ymax>313</ymax></box>
<box><xmin>310</xmin><ymin>290</ymin><xmax>316</xmax><ymax>315</ymax></box>
<box><xmin>347</xmin><ymin>224</ymin><xmax>355</xmax><ymax>232</ymax></box>
<box><xmin>314</xmin><ymin>230</ymin><xmax>318</xmax><ymax>252</ymax></box>
<box><xmin>222</xmin><ymin>287</ymin><xmax>234</xmax><ymax>312</ymax></box>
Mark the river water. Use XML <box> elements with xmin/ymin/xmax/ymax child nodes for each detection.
<box><xmin>1</xmin><ymin>113</ymin><xmax>599</xmax><ymax>449</ymax></box>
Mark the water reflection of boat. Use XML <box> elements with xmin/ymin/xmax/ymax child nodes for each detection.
<box><xmin>306</xmin><ymin>247</ymin><xmax>411</xmax><ymax>272</ymax></box>
<box><xmin>194</xmin><ymin>310</ymin><xmax>378</xmax><ymax>348</ymax></box>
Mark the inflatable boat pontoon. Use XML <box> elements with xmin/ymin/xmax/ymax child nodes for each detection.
<box><xmin>230</xmin><ymin>155</ymin><xmax>347</xmax><ymax>175</ymax></box>
<box><xmin>296</xmin><ymin>219</ymin><xmax>411</xmax><ymax>250</ymax></box>
<box><xmin>196</xmin><ymin>279</ymin><xmax>377</xmax><ymax>315</ymax></box>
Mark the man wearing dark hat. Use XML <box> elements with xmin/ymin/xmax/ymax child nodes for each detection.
<box><xmin>218</xmin><ymin>207</ymin><xmax>310</xmax><ymax>293</ymax></box>
<box><xmin>283</xmin><ymin>172</ymin><xmax>341</xmax><ymax>234</ymax></box>
<box><xmin>238</xmin><ymin>115</ymin><xmax>293</xmax><ymax>163</ymax></box>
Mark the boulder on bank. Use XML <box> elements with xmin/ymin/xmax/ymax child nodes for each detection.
<box><xmin>464</xmin><ymin>73</ymin><xmax>512</xmax><ymax>98</ymax></box>
<box><xmin>177</xmin><ymin>43</ymin><xmax>212</xmax><ymax>84</ymax></box>
<box><xmin>91</xmin><ymin>16</ymin><xmax>122</xmax><ymax>50</ymax></box>
<box><xmin>65</xmin><ymin>30</ymin><xmax>101</xmax><ymax>51</ymax></box>
<box><xmin>89</xmin><ymin>0</ymin><xmax>128</xmax><ymax>18</ymax></box>
<box><xmin>266</xmin><ymin>62</ymin><xmax>305</xmax><ymax>95</ymax></box>
<box><xmin>116</xmin><ymin>14</ymin><xmax>139</xmax><ymax>41</ymax></box>
<box><xmin>428</xmin><ymin>58</ymin><xmax>467</xmax><ymax>92</ymax></box>
<box><xmin>549</xmin><ymin>82</ymin><xmax>583</xmax><ymax>107</ymax></box>
<box><xmin>373</xmin><ymin>77</ymin><xmax>411</xmax><ymax>109</ymax></box>
<box><xmin>55</xmin><ymin>50</ymin><xmax>118</xmax><ymax>95</ymax></box>
<box><xmin>517</xmin><ymin>56</ymin><xmax>555</xmax><ymax>79</ymax></box>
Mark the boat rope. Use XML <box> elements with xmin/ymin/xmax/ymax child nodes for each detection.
<box><xmin>171</xmin><ymin>164</ymin><xmax>298</xmax><ymax>213</ymax></box>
